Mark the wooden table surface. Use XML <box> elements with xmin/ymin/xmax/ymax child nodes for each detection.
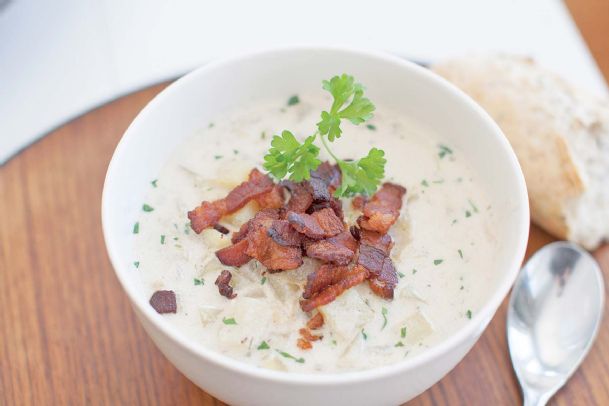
<box><xmin>2</xmin><ymin>2</ymin><xmax>608</xmax><ymax>404</ymax></box>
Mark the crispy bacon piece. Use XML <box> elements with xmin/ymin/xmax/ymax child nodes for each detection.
<box><xmin>307</xmin><ymin>197</ymin><xmax>344</xmax><ymax>220</ymax></box>
<box><xmin>256</xmin><ymin>184</ymin><xmax>285</xmax><ymax>209</ymax></box>
<box><xmin>303</xmin><ymin>264</ymin><xmax>348</xmax><ymax>299</ymax></box>
<box><xmin>282</xmin><ymin>181</ymin><xmax>313</xmax><ymax>212</ymax></box>
<box><xmin>305</xmin><ymin>230</ymin><xmax>358</xmax><ymax>265</ymax></box>
<box><xmin>357</xmin><ymin>183</ymin><xmax>406</xmax><ymax>234</ymax></box>
<box><xmin>215</xmin><ymin>270</ymin><xmax>237</xmax><ymax>299</ymax></box>
<box><xmin>297</xmin><ymin>338</ymin><xmax>313</xmax><ymax>350</ymax></box>
<box><xmin>356</xmin><ymin>232</ymin><xmax>398</xmax><ymax>300</ymax></box>
<box><xmin>231</xmin><ymin>220</ymin><xmax>251</xmax><ymax>243</ymax></box>
<box><xmin>307</xmin><ymin>312</ymin><xmax>324</xmax><ymax>330</ymax></box>
<box><xmin>308</xmin><ymin>177</ymin><xmax>331</xmax><ymax>202</ymax></box>
<box><xmin>299</xmin><ymin>328</ymin><xmax>322</xmax><ymax>341</ymax></box>
<box><xmin>300</xmin><ymin>265</ymin><xmax>369</xmax><ymax>312</ymax></box>
<box><xmin>311</xmin><ymin>162</ymin><xmax>341</xmax><ymax>193</ymax></box>
<box><xmin>213</xmin><ymin>224</ymin><xmax>230</xmax><ymax>235</ymax></box>
<box><xmin>351</xmin><ymin>195</ymin><xmax>367</xmax><ymax>210</ymax></box>
<box><xmin>215</xmin><ymin>239</ymin><xmax>251</xmax><ymax>267</ymax></box>
<box><xmin>149</xmin><ymin>290</ymin><xmax>177</xmax><ymax>314</ymax></box>
<box><xmin>188</xmin><ymin>169</ymin><xmax>274</xmax><ymax>233</ymax></box>
<box><xmin>244</xmin><ymin>210</ymin><xmax>302</xmax><ymax>271</ymax></box>
<box><xmin>267</xmin><ymin>219</ymin><xmax>302</xmax><ymax>247</ymax></box>
<box><xmin>287</xmin><ymin>208</ymin><xmax>344</xmax><ymax>239</ymax></box>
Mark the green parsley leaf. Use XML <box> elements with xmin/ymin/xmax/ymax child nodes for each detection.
<box><xmin>366</xmin><ymin>124</ymin><xmax>376</xmax><ymax>130</ymax></box>
<box><xmin>214</xmin><ymin>155</ymin><xmax>223</xmax><ymax>160</ymax></box>
<box><xmin>317</xmin><ymin>74</ymin><xmax>375</xmax><ymax>141</ymax></box>
<box><xmin>133</xmin><ymin>222</ymin><xmax>139</xmax><ymax>234</ymax></box>
<box><xmin>142</xmin><ymin>204</ymin><xmax>154</xmax><ymax>212</ymax></box>
<box><xmin>151</xmin><ymin>179</ymin><xmax>158</xmax><ymax>187</ymax></box>
<box><xmin>222</xmin><ymin>317</ymin><xmax>237</xmax><ymax>325</ymax></box>
<box><xmin>468</xmin><ymin>199</ymin><xmax>479</xmax><ymax>213</ymax></box>
<box><xmin>276</xmin><ymin>350</ymin><xmax>305</xmax><ymax>363</ymax></box>
<box><xmin>133</xmin><ymin>261</ymin><xmax>140</xmax><ymax>268</ymax></box>
<box><xmin>361</xmin><ymin>329</ymin><xmax>368</xmax><ymax>340</ymax></box>
<box><xmin>257</xmin><ymin>341</ymin><xmax>270</xmax><ymax>350</ymax></box>
<box><xmin>381</xmin><ymin>306</ymin><xmax>388</xmax><ymax>330</ymax></box>
<box><xmin>466</xmin><ymin>310</ymin><xmax>472</xmax><ymax>319</ymax></box>
<box><xmin>397</xmin><ymin>271</ymin><xmax>405</xmax><ymax>278</ymax></box>
<box><xmin>421</xmin><ymin>179</ymin><xmax>429</xmax><ymax>187</ymax></box>
<box><xmin>287</xmin><ymin>95</ymin><xmax>300</xmax><ymax>106</ymax></box>
<box><xmin>194</xmin><ymin>278</ymin><xmax>204</xmax><ymax>286</ymax></box>
<box><xmin>434</xmin><ymin>259</ymin><xmax>443</xmax><ymax>265</ymax></box>
<box><xmin>263</xmin><ymin>131</ymin><xmax>321</xmax><ymax>181</ymax></box>
<box><xmin>458</xmin><ymin>249</ymin><xmax>463</xmax><ymax>259</ymax></box>
<box><xmin>395</xmin><ymin>341</ymin><xmax>405</xmax><ymax>347</ymax></box>
<box><xmin>335</xmin><ymin>148</ymin><xmax>386</xmax><ymax>197</ymax></box>
<box><xmin>412</xmin><ymin>268</ymin><xmax>418</xmax><ymax>274</ymax></box>
<box><xmin>401</xmin><ymin>326</ymin><xmax>407</xmax><ymax>338</ymax></box>
<box><xmin>160</xmin><ymin>235</ymin><xmax>165</xmax><ymax>244</ymax></box>
<box><xmin>260</xmin><ymin>276</ymin><xmax>267</xmax><ymax>285</ymax></box>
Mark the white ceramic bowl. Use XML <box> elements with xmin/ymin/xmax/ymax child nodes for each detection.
<box><xmin>102</xmin><ymin>47</ymin><xmax>529</xmax><ymax>406</ymax></box>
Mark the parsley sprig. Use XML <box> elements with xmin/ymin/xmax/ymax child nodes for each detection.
<box><xmin>263</xmin><ymin>74</ymin><xmax>385</xmax><ymax>197</ymax></box>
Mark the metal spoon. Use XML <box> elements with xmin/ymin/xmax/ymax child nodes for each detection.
<box><xmin>507</xmin><ymin>241</ymin><xmax>605</xmax><ymax>406</ymax></box>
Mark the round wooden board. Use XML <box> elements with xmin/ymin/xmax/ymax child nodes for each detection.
<box><xmin>1</xmin><ymin>2</ymin><xmax>608</xmax><ymax>404</ymax></box>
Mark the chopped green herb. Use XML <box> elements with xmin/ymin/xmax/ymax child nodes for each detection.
<box><xmin>173</xmin><ymin>236</ymin><xmax>179</xmax><ymax>241</ymax></box>
<box><xmin>222</xmin><ymin>317</ymin><xmax>237</xmax><ymax>325</ymax></box>
<box><xmin>261</xmin><ymin>276</ymin><xmax>267</xmax><ymax>285</ymax></box>
<box><xmin>233</xmin><ymin>149</ymin><xmax>239</xmax><ymax>155</ymax></box>
<box><xmin>460</xmin><ymin>285</ymin><xmax>464</xmax><ymax>290</ymax></box>
<box><xmin>397</xmin><ymin>271</ymin><xmax>405</xmax><ymax>278</ymax></box>
<box><xmin>456</xmin><ymin>177</ymin><xmax>463</xmax><ymax>183</ymax></box>
<box><xmin>208</xmin><ymin>122</ymin><xmax>215</xmax><ymax>128</ymax></box>
<box><xmin>276</xmin><ymin>350</ymin><xmax>305</xmax><ymax>363</ymax></box>
<box><xmin>287</xmin><ymin>95</ymin><xmax>300</xmax><ymax>106</ymax></box>
<box><xmin>433</xmin><ymin>259</ymin><xmax>443</xmax><ymax>265</ymax></box>
<box><xmin>214</xmin><ymin>155</ymin><xmax>223</xmax><ymax>160</ymax></box>
<box><xmin>395</xmin><ymin>341</ymin><xmax>405</xmax><ymax>347</ymax></box>
<box><xmin>466</xmin><ymin>310</ymin><xmax>472</xmax><ymax>319</ymax></box>
<box><xmin>366</xmin><ymin>124</ymin><xmax>377</xmax><ymax>130</ymax></box>
<box><xmin>361</xmin><ymin>329</ymin><xmax>368</xmax><ymax>340</ymax></box>
<box><xmin>332</xmin><ymin>340</ymin><xmax>337</xmax><ymax>345</ymax></box>
<box><xmin>465</xmin><ymin>210</ymin><xmax>472</xmax><ymax>218</ymax></box>
<box><xmin>421</xmin><ymin>179</ymin><xmax>429</xmax><ymax>187</ymax></box>
<box><xmin>257</xmin><ymin>341</ymin><xmax>270</xmax><ymax>350</ymax></box>
<box><xmin>160</xmin><ymin>235</ymin><xmax>165</xmax><ymax>244</ymax></box>
<box><xmin>133</xmin><ymin>261</ymin><xmax>140</xmax><ymax>268</ymax></box>
<box><xmin>133</xmin><ymin>222</ymin><xmax>139</xmax><ymax>234</ymax></box>
<box><xmin>458</xmin><ymin>249</ymin><xmax>463</xmax><ymax>259</ymax></box>
<box><xmin>432</xmin><ymin>179</ymin><xmax>444</xmax><ymax>184</ymax></box>
<box><xmin>468</xmin><ymin>199</ymin><xmax>479</xmax><ymax>213</ymax></box>
<box><xmin>194</xmin><ymin>278</ymin><xmax>204</xmax><ymax>286</ymax></box>
<box><xmin>400</xmin><ymin>326</ymin><xmax>407</xmax><ymax>338</ymax></box>
<box><xmin>184</xmin><ymin>222</ymin><xmax>191</xmax><ymax>235</ymax></box>
<box><xmin>412</xmin><ymin>268</ymin><xmax>418</xmax><ymax>274</ymax></box>
<box><xmin>151</xmin><ymin>179</ymin><xmax>158</xmax><ymax>188</ymax></box>
<box><xmin>381</xmin><ymin>306</ymin><xmax>388</xmax><ymax>330</ymax></box>
<box><xmin>438</xmin><ymin>144</ymin><xmax>453</xmax><ymax>159</ymax></box>
<box><xmin>451</xmin><ymin>219</ymin><xmax>458</xmax><ymax>225</ymax></box>
<box><xmin>261</xmin><ymin>131</ymin><xmax>267</xmax><ymax>139</ymax></box>
<box><xmin>142</xmin><ymin>204</ymin><xmax>154</xmax><ymax>212</ymax></box>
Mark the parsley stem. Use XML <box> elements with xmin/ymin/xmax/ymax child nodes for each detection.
<box><xmin>319</xmin><ymin>132</ymin><xmax>341</xmax><ymax>163</ymax></box>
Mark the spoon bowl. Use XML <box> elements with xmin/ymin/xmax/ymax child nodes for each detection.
<box><xmin>507</xmin><ymin>241</ymin><xmax>605</xmax><ymax>405</ymax></box>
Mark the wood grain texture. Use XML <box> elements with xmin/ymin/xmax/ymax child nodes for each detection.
<box><xmin>1</xmin><ymin>2</ymin><xmax>608</xmax><ymax>404</ymax></box>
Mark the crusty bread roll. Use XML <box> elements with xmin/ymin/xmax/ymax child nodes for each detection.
<box><xmin>433</xmin><ymin>55</ymin><xmax>609</xmax><ymax>249</ymax></box>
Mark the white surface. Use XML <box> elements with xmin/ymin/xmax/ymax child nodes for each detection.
<box><xmin>1</xmin><ymin>0</ymin><xmax>607</xmax><ymax>164</ymax></box>
<box><xmin>102</xmin><ymin>47</ymin><xmax>530</xmax><ymax>406</ymax></box>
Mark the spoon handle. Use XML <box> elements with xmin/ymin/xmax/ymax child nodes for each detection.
<box><xmin>523</xmin><ymin>388</ymin><xmax>551</xmax><ymax>406</ymax></box>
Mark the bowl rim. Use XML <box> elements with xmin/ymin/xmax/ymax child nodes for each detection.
<box><xmin>102</xmin><ymin>45</ymin><xmax>530</xmax><ymax>385</ymax></box>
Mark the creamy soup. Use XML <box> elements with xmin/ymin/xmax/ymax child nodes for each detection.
<box><xmin>134</xmin><ymin>92</ymin><xmax>498</xmax><ymax>373</ymax></box>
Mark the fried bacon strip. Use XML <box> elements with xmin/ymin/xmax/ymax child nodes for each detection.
<box><xmin>267</xmin><ymin>219</ymin><xmax>302</xmax><ymax>247</ymax></box>
<box><xmin>244</xmin><ymin>210</ymin><xmax>302</xmax><ymax>271</ymax></box>
<box><xmin>256</xmin><ymin>185</ymin><xmax>285</xmax><ymax>209</ymax></box>
<box><xmin>357</xmin><ymin>183</ymin><xmax>406</xmax><ymax>234</ymax></box>
<box><xmin>215</xmin><ymin>270</ymin><xmax>237</xmax><ymax>299</ymax></box>
<box><xmin>307</xmin><ymin>312</ymin><xmax>324</xmax><ymax>330</ymax></box>
<box><xmin>310</xmin><ymin>162</ymin><xmax>341</xmax><ymax>194</ymax></box>
<box><xmin>188</xmin><ymin>169</ymin><xmax>274</xmax><ymax>233</ymax></box>
<box><xmin>304</xmin><ymin>230</ymin><xmax>358</xmax><ymax>265</ymax></box>
<box><xmin>300</xmin><ymin>265</ymin><xmax>369</xmax><ymax>312</ymax></box>
<box><xmin>282</xmin><ymin>181</ymin><xmax>314</xmax><ymax>213</ymax></box>
<box><xmin>297</xmin><ymin>338</ymin><xmax>313</xmax><ymax>350</ymax></box>
<box><xmin>287</xmin><ymin>208</ymin><xmax>344</xmax><ymax>239</ymax></box>
<box><xmin>215</xmin><ymin>239</ymin><xmax>251</xmax><ymax>267</ymax></box>
<box><xmin>299</xmin><ymin>328</ymin><xmax>322</xmax><ymax>341</ymax></box>
<box><xmin>356</xmin><ymin>230</ymin><xmax>398</xmax><ymax>300</ymax></box>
